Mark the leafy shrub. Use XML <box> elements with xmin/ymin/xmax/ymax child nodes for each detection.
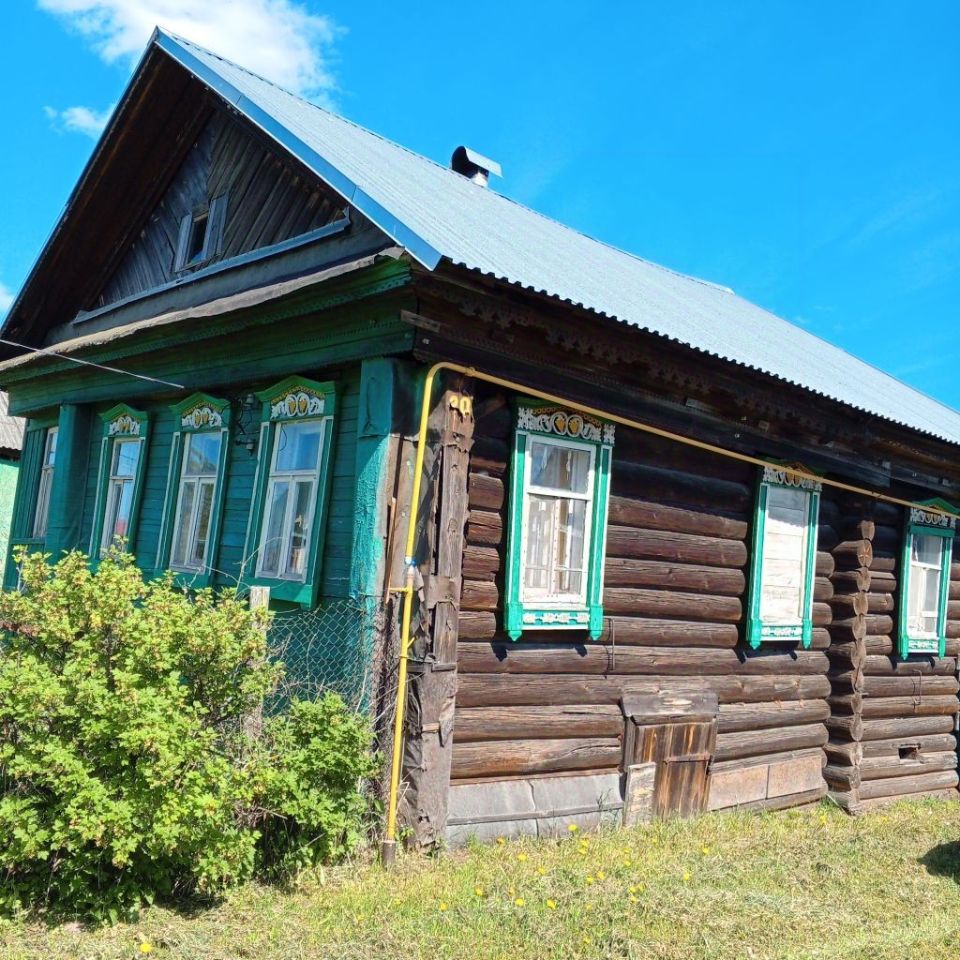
<box><xmin>0</xmin><ymin>549</ymin><xmax>376</xmax><ymax>921</ymax></box>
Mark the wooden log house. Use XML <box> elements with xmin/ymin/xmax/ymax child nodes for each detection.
<box><xmin>2</xmin><ymin>31</ymin><xmax>960</xmax><ymax>845</ymax></box>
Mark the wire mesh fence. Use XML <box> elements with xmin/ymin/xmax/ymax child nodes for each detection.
<box><xmin>266</xmin><ymin>595</ymin><xmax>391</xmax><ymax>713</ymax></box>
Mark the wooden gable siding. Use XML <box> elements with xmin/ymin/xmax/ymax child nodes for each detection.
<box><xmin>451</xmin><ymin>384</ymin><xmax>831</xmax><ymax>811</ymax></box>
<box><xmin>822</xmin><ymin>494</ymin><xmax>960</xmax><ymax>810</ymax></box>
<box><xmin>96</xmin><ymin>109</ymin><xmax>346</xmax><ymax>311</ymax></box>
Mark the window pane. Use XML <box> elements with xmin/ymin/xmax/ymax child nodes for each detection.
<box><xmin>184</xmin><ymin>432</ymin><xmax>221</xmax><ymax>476</ymax></box>
<box><xmin>44</xmin><ymin>428</ymin><xmax>58</xmax><ymax>467</ymax></box>
<box><xmin>275</xmin><ymin>420</ymin><xmax>322</xmax><ymax>472</ymax></box>
<box><xmin>553</xmin><ymin>498</ymin><xmax>586</xmax><ymax>595</ymax></box>
<box><xmin>913</xmin><ymin>534</ymin><xmax>943</xmax><ymax>568</ymax></box>
<box><xmin>171</xmin><ymin>480</ymin><xmax>197</xmax><ymax>568</ymax></box>
<box><xmin>759</xmin><ymin>486</ymin><xmax>810</xmax><ymax>623</ymax></box>
<box><xmin>112</xmin><ymin>440</ymin><xmax>141</xmax><ymax>478</ymax></box>
<box><xmin>923</xmin><ymin>566</ymin><xmax>941</xmax><ymax>614</ymax></box>
<box><xmin>260</xmin><ymin>481</ymin><xmax>289</xmax><ymax>576</ymax></box>
<box><xmin>524</xmin><ymin>495</ymin><xmax>555</xmax><ymax>594</ymax></box>
<box><xmin>529</xmin><ymin>441</ymin><xmax>590</xmax><ymax>493</ymax></box>
<box><xmin>190</xmin><ymin>481</ymin><xmax>215</xmax><ymax>567</ymax></box>
<box><xmin>113</xmin><ymin>480</ymin><xmax>134</xmax><ymax>539</ymax></box>
<box><xmin>285</xmin><ymin>480</ymin><xmax>315</xmax><ymax>576</ymax></box>
<box><xmin>102</xmin><ymin>479</ymin><xmax>134</xmax><ymax>550</ymax></box>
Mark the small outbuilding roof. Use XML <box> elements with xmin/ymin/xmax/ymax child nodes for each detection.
<box><xmin>0</xmin><ymin>392</ymin><xmax>25</xmax><ymax>456</ymax></box>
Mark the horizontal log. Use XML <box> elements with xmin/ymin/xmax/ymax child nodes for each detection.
<box><xmin>828</xmin><ymin>669</ymin><xmax>864</xmax><ymax>694</ymax></box>
<box><xmin>462</xmin><ymin>544</ymin><xmax>500</xmax><ymax>581</ymax></box>
<box><xmin>717</xmin><ymin>698</ymin><xmax>830</xmax><ymax>733</ymax></box>
<box><xmin>836</xmin><ymin>519</ymin><xmax>876</xmax><ymax>542</ymax></box>
<box><xmin>831</xmin><ymin>569</ymin><xmax>872</xmax><ymax>593</ymax></box>
<box><xmin>863</xmin><ymin>614</ymin><xmax>894</xmax><ymax>635</ymax></box>
<box><xmin>812</xmin><ymin>603</ymin><xmax>833</xmax><ymax>627</ymax></box>
<box><xmin>871</xmin><ymin>526</ymin><xmax>901</xmax><ymax>556</ymax></box>
<box><xmin>606</xmin><ymin>526</ymin><xmax>748</xmax><ymax>568</ymax></box>
<box><xmin>828</xmin><ymin>594</ymin><xmax>868</xmax><ymax>617</ymax></box>
<box><xmin>469</xmin><ymin>437</ymin><xmax>507</xmax><ymax>477</ymax></box>
<box><xmin>860</xmin><ymin>695</ymin><xmax>959</xmax><ymax>720</ymax></box>
<box><xmin>451</xmin><ymin>737</ymin><xmax>623</xmax><ymax>779</ymax></box>
<box><xmin>459</xmin><ymin>611</ymin><xmax>498</xmax><ymax>640</ymax></box>
<box><xmin>453</xmin><ymin>705</ymin><xmax>623</xmax><ymax>743</ymax></box>
<box><xmin>602</xmin><ymin>587</ymin><xmax>742</xmax><ymax>622</ymax></box>
<box><xmin>824</xmin><ymin>762</ymin><xmax>860</xmax><ymax>791</ymax></box>
<box><xmin>863</xmin><ymin>676</ymin><xmax>959</xmax><ymax>698</ymax></box>
<box><xmin>813</xmin><ymin>577</ymin><xmax>834</xmax><ymax>602</ymax></box>
<box><xmin>816</xmin><ymin>551</ymin><xmax>836</xmax><ymax>578</ymax></box>
<box><xmin>833</xmin><ymin>539</ymin><xmax>873</xmax><ymax>567</ymax></box>
<box><xmin>602</xmin><ymin>557</ymin><xmax>746</xmax><ymax>596</ymax></box>
<box><xmin>857</xmin><ymin>786</ymin><xmax>959</xmax><ymax>812</ymax></box>
<box><xmin>598</xmin><ymin>618</ymin><xmax>740</xmax><ymax>649</ymax></box>
<box><xmin>857</xmin><ymin>768</ymin><xmax>959</xmax><ymax>801</ymax></box>
<box><xmin>466</xmin><ymin>509</ymin><xmax>502</xmax><ymax>546</ymax></box>
<box><xmin>714</xmin><ymin>722</ymin><xmax>827</xmax><ymax>762</ymax></box>
<box><xmin>868</xmin><ymin>555</ymin><xmax>896</xmax><ymax>573</ymax></box>
<box><xmin>866</xmin><ymin>593</ymin><xmax>895</xmax><ymax>614</ymax></box>
<box><xmin>828</xmin><ymin>693</ymin><xmax>862</xmax><ymax>716</ymax></box>
<box><xmin>860</xmin><ymin>714</ymin><xmax>956</xmax><ymax>742</ymax></box>
<box><xmin>824</xmin><ymin>739</ymin><xmax>863</xmax><ymax>766</ymax></box>
<box><xmin>863</xmin><ymin>636</ymin><xmax>895</xmax><ymax>655</ymax></box>
<box><xmin>826</xmin><ymin>642</ymin><xmax>866</xmax><ymax>671</ymax></box>
<box><xmin>862</xmin><ymin>753</ymin><xmax>957</xmax><ymax>783</ymax></box>
<box><xmin>868</xmin><ymin>570</ymin><xmax>896</xmax><ymax>595</ymax></box>
<box><xmin>457</xmin><ymin>643</ymin><xmax>829</xmax><ymax>677</ymax></box>
<box><xmin>825</xmin><ymin>714</ymin><xmax>864</xmax><ymax>741</ymax></box>
<box><xmin>810</xmin><ymin>628</ymin><xmax>831</xmax><ymax>651</ymax></box>
<box><xmin>951</xmin><ymin>580</ymin><xmax>960</xmax><ymax>601</ymax></box>
<box><xmin>610</xmin><ymin>461</ymin><xmax>752</xmax><ymax>513</ymax></box>
<box><xmin>817</xmin><ymin>525</ymin><xmax>839</xmax><ymax>552</ymax></box>
<box><xmin>829</xmin><ymin>615</ymin><xmax>866</xmax><ymax>643</ymax></box>
<box><xmin>863</xmin><ymin>655</ymin><xmax>957</xmax><ymax>676</ymax></box>
<box><xmin>708</xmin><ymin>746</ymin><xmax>825</xmax><ymax>775</ymax></box>
<box><xmin>861</xmin><ymin>733</ymin><xmax>957</xmax><ymax>758</ymax></box>
<box><xmin>467</xmin><ymin>473</ymin><xmax>504</xmax><ymax>510</ymax></box>
<box><xmin>455</xmin><ymin>673</ymin><xmax>832</xmax><ymax>708</ymax></box>
<box><xmin>462</xmin><ymin>579</ymin><xmax>498</xmax><ymax>611</ymax></box>
<box><xmin>606</xmin><ymin>496</ymin><xmax>748</xmax><ymax>540</ymax></box>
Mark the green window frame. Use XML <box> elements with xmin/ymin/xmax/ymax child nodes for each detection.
<box><xmin>747</xmin><ymin>465</ymin><xmax>821</xmax><ymax>650</ymax></box>
<box><xmin>155</xmin><ymin>393</ymin><xmax>231</xmax><ymax>588</ymax></box>
<box><xmin>898</xmin><ymin>499</ymin><xmax>956</xmax><ymax>658</ymax></box>
<box><xmin>243</xmin><ymin>376</ymin><xmax>337</xmax><ymax>607</ymax></box>
<box><xmin>89</xmin><ymin>404</ymin><xmax>150</xmax><ymax>558</ymax></box>
<box><xmin>504</xmin><ymin>403</ymin><xmax>614</xmax><ymax>641</ymax></box>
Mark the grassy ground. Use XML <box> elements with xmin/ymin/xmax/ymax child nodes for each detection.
<box><xmin>3</xmin><ymin>798</ymin><xmax>960</xmax><ymax>959</ymax></box>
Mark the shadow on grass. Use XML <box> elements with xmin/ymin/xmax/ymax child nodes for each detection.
<box><xmin>921</xmin><ymin>841</ymin><xmax>960</xmax><ymax>883</ymax></box>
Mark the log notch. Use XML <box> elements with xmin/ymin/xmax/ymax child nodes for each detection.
<box><xmin>824</xmin><ymin>497</ymin><xmax>960</xmax><ymax>812</ymax></box>
<box><xmin>398</xmin><ymin>379</ymin><xmax>475</xmax><ymax>845</ymax></box>
<box><xmin>450</xmin><ymin>385</ymin><xmax>831</xmax><ymax>828</ymax></box>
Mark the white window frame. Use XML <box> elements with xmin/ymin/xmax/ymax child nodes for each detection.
<box><xmin>100</xmin><ymin>437</ymin><xmax>142</xmax><ymax>555</ymax></box>
<box><xmin>255</xmin><ymin>417</ymin><xmax>327</xmax><ymax>582</ymax></box>
<box><xmin>168</xmin><ymin>431</ymin><xmax>222</xmax><ymax>573</ymax></box>
<box><xmin>32</xmin><ymin>426</ymin><xmax>58</xmax><ymax>538</ymax></box>
<box><xmin>519</xmin><ymin>434</ymin><xmax>596</xmax><ymax>608</ymax></box>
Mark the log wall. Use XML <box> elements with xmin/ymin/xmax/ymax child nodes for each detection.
<box><xmin>451</xmin><ymin>390</ymin><xmax>835</xmax><ymax>813</ymax></box>
<box><xmin>823</xmin><ymin>496</ymin><xmax>960</xmax><ymax>811</ymax></box>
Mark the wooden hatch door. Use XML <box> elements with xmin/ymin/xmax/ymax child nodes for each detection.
<box><xmin>621</xmin><ymin>692</ymin><xmax>719</xmax><ymax>819</ymax></box>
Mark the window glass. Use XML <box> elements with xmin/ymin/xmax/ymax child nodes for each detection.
<box><xmin>33</xmin><ymin>427</ymin><xmax>58</xmax><ymax>538</ymax></box>
<box><xmin>112</xmin><ymin>439</ymin><xmax>141</xmax><ymax>478</ymax></box>
<box><xmin>521</xmin><ymin>439</ymin><xmax>593</xmax><ymax>603</ymax></box>
<box><xmin>758</xmin><ymin>485</ymin><xmax>811</xmax><ymax>624</ymax></box>
<box><xmin>907</xmin><ymin>533</ymin><xmax>944</xmax><ymax>638</ymax></box>
<box><xmin>101</xmin><ymin>439</ymin><xmax>141</xmax><ymax>553</ymax></box>
<box><xmin>169</xmin><ymin>431</ymin><xmax>222</xmax><ymax>572</ymax></box>
<box><xmin>256</xmin><ymin>417</ymin><xmax>326</xmax><ymax>582</ymax></box>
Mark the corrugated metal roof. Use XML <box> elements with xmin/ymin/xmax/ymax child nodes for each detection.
<box><xmin>158</xmin><ymin>31</ymin><xmax>960</xmax><ymax>445</ymax></box>
<box><xmin>0</xmin><ymin>392</ymin><xmax>25</xmax><ymax>454</ymax></box>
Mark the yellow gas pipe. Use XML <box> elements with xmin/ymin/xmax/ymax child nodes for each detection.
<box><xmin>380</xmin><ymin>360</ymin><xmax>959</xmax><ymax>862</ymax></box>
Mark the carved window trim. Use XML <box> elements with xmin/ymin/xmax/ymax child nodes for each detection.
<box><xmin>898</xmin><ymin>499</ymin><xmax>957</xmax><ymax>657</ymax></box>
<box><xmin>747</xmin><ymin>464</ymin><xmax>822</xmax><ymax>649</ymax></box>
<box><xmin>505</xmin><ymin>402</ymin><xmax>614</xmax><ymax>641</ymax></box>
<box><xmin>243</xmin><ymin>376</ymin><xmax>337</xmax><ymax>607</ymax></box>
<box><xmin>156</xmin><ymin>393</ymin><xmax>231</xmax><ymax>587</ymax></box>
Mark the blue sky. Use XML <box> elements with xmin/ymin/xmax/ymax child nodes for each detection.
<box><xmin>2</xmin><ymin>2</ymin><xmax>959</xmax><ymax>406</ymax></box>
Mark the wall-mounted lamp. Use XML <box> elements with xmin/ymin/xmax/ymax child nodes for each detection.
<box><xmin>233</xmin><ymin>392</ymin><xmax>259</xmax><ymax>453</ymax></box>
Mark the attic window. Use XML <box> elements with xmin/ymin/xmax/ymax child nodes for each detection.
<box><xmin>174</xmin><ymin>195</ymin><xmax>227</xmax><ymax>272</ymax></box>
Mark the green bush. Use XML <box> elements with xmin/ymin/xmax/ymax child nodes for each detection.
<box><xmin>0</xmin><ymin>549</ymin><xmax>377</xmax><ymax>921</ymax></box>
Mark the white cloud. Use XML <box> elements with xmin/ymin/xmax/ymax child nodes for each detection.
<box><xmin>44</xmin><ymin>103</ymin><xmax>114</xmax><ymax>138</ymax></box>
<box><xmin>0</xmin><ymin>282</ymin><xmax>14</xmax><ymax>315</ymax></box>
<box><xmin>37</xmin><ymin>0</ymin><xmax>341</xmax><ymax>102</ymax></box>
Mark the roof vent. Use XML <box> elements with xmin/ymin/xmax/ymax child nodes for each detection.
<box><xmin>451</xmin><ymin>146</ymin><xmax>502</xmax><ymax>187</ymax></box>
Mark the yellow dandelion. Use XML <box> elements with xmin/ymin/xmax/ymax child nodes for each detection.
<box><xmin>629</xmin><ymin>885</ymin><xmax>639</xmax><ymax>894</ymax></box>
<box><xmin>439</xmin><ymin>902</ymin><xmax>448</xmax><ymax>912</ymax></box>
<box><xmin>139</xmin><ymin>945</ymin><xmax>153</xmax><ymax>956</ymax></box>
<box><xmin>629</xmin><ymin>895</ymin><xmax>639</xmax><ymax>904</ymax></box>
<box><xmin>596</xmin><ymin>870</ymin><xmax>606</xmax><ymax>880</ymax></box>
<box><xmin>683</xmin><ymin>871</ymin><xmax>691</xmax><ymax>882</ymax></box>
<box><xmin>586</xmin><ymin>876</ymin><xmax>595</xmax><ymax>885</ymax></box>
<box><xmin>514</xmin><ymin>898</ymin><xmax>525</xmax><ymax>907</ymax></box>
<box><xmin>536</xmin><ymin>866</ymin><xmax>547</xmax><ymax>876</ymax></box>
<box><xmin>496</xmin><ymin>837</ymin><xmax>506</xmax><ymax>845</ymax></box>
<box><xmin>623</xmin><ymin>858</ymin><xmax>633</xmax><ymax>867</ymax></box>
<box><xmin>517</xmin><ymin>852</ymin><xmax>528</xmax><ymax>862</ymax></box>
<box><xmin>582</xmin><ymin>936</ymin><xmax>591</xmax><ymax>945</ymax></box>
<box><xmin>474</xmin><ymin>886</ymin><xmax>485</xmax><ymax>897</ymax></box>
<box><xmin>585</xmin><ymin>903</ymin><xmax>594</xmax><ymax>912</ymax></box>
<box><xmin>546</xmin><ymin>899</ymin><xmax>557</xmax><ymax>910</ymax></box>
<box><xmin>567</xmin><ymin>824</ymin><xmax>579</xmax><ymax>833</ymax></box>
<box><xmin>638</xmin><ymin>883</ymin><xmax>646</xmax><ymax>893</ymax></box>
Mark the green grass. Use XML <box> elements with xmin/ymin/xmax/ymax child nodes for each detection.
<box><xmin>4</xmin><ymin>798</ymin><xmax>960</xmax><ymax>959</ymax></box>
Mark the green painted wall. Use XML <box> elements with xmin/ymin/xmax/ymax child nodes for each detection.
<box><xmin>0</xmin><ymin>458</ymin><xmax>19</xmax><ymax>583</ymax></box>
